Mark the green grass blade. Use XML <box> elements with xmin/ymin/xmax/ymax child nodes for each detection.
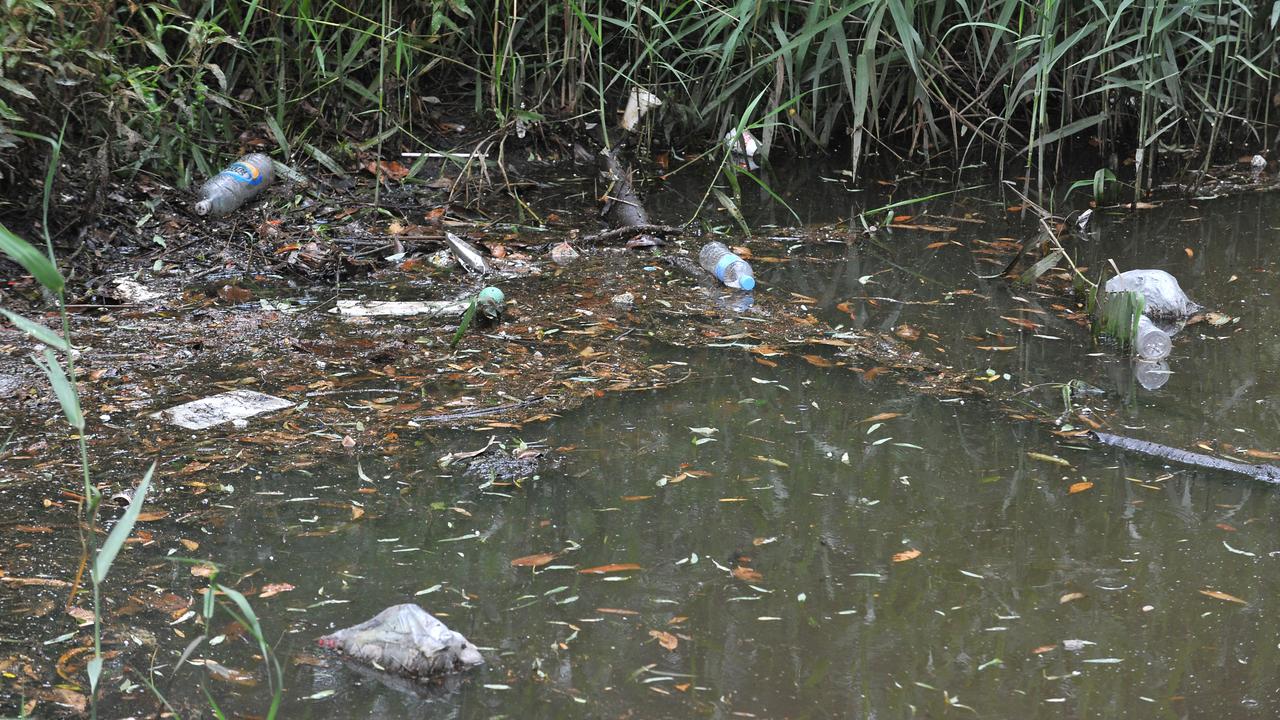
<box><xmin>92</xmin><ymin>463</ymin><xmax>154</xmax><ymax>584</ymax></box>
<box><xmin>0</xmin><ymin>309</ymin><xmax>70</xmax><ymax>351</ymax></box>
<box><xmin>0</xmin><ymin>223</ymin><xmax>64</xmax><ymax>293</ymax></box>
<box><xmin>34</xmin><ymin>348</ymin><xmax>83</xmax><ymax>431</ymax></box>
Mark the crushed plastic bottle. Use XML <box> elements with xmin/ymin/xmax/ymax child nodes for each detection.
<box><xmin>194</xmin><ymin>153</ymin><xmax>274</xmax><ymax>216</ymax></box>
<box><xmin>699</xmin><ymin>241</ymin><xmax>756</xmax><ymax>291</ymax></box>
<box><xmin>1103</xmin><ymin>269</ymin><xmax>1201</xmax><ymax>318</ymax></box>
<box><xmin>1135</xmin><ymin>315</ymin><xmax>1171</xmax><ymax>360</ymax></box>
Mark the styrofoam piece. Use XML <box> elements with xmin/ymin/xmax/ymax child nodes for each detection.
<box><xmin>329</xmin><ymin>300</ymin><xmax>469</xmax><ymax>318</ymax></box>
<box><xmin>154</xmin><ymin>390</ymin><xmax>294</xmax><ymax>430</ymax></box>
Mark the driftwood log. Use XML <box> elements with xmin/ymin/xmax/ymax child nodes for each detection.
<box><xmin>1091</xmin><ymin>431</ymin><xmax>1280</xmax><ymax>484</ymax></box>
<box><xmin>598</xmin><ymin>146</ymin><xmax>670</xmax><ymax>248</ymax></box>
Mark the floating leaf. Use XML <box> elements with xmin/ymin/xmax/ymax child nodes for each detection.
<box><xmin>1027</xmin><ymin>452</ymin><xmax>1071</xmax><ymax>467</ymax></box>
<box><xmin>258</xmin><ymin>582</ymin><xmax>295</xmax><ymax>598</ymax></box>
<box><xmin>860</xmin><ymin>412</ymin><xmax>902</xmax><ymax>423</ymax></box>
<box><xmin>732</xmin><ymin>566</ymin><xmax>763</xmax><ymax>582</ymax></box>
<box><xmin>1059</xmin><ymin>592</ymin><xmax>1086</xmax><ymax>604</ymax></box>
<box><xmin>1199</xmin><ymin>589</ymin><xmax>1247</xmax><ymax>604</ymax></box>
<box><xmin>511</xmin><ymin>553</ymin><xmax>557</xmax><ymax>568</ymax></box>
<box><xmin>649</xmin><ymin>630</ymin><xmax>679</xmax><ymax>650</ymax></box>
<box><xmin>892</xmin><ymin>548</ymin><xmax>922</xmax><ymax>563</ymax></box>
<box><xmin>1068</xmin><ymin>481</ymin><xmax>1093</xmax><ymax>494</ymax></box>
<box><xmin>579</xmin><ymin>563</ymin><xmax>641</xmax><ymax>575</ymax></box>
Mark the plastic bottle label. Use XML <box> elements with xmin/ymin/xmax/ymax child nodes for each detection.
<box><xmin>714</xmin><ymin>253</ymin><xmax>738</xmax><ymax>280</ymax></box>
<box><xmin>219</xmin><ymin>161</ymin><xmax>265</xmax><ymax>186</ymax></box>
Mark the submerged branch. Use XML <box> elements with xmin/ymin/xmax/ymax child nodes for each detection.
<box><xmin>1091</xmin><ymin>431</ymin><xmax>1280</xmax><ymax>485</ymax></box>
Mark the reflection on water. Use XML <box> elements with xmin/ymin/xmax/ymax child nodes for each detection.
<box><xmin>150</xmin><ymin>171</ymin><xmax>1280</xmax><ymax>719</ymax></box>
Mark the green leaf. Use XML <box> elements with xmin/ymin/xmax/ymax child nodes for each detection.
<box><xmin>450</xmin><ymin>299</ymin><xmax>477</xmax><ymax>349</ymax></box>
<box><xmin>92</xmin><ymin>464</ymin><xmax>154</xmax><ymax>584</ymax></box>
<box><xmin>87</xmin><ymin>656</ymin><xmax>102</xmax><ymax>693</ymax></box>
<box><xmin>0</xmin><ymin>308</ymin><xmax>69</xmax><ymax>351</ymax></box>
<box><xmin>34</xmin><ymin>348</ymin><xmax>83</xmax><ymax>430</ymax></box>
<box><xmin>0</xmin><ymin>223</ymin><xmax>63</xmax><ymax>292</ymax></box>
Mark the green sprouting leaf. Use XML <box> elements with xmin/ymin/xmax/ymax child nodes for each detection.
<box><xmin>1017</xmin><ymin>248</ymin><xmax>1065</xmax><ymax>285</ymax></box>
<box><xmin>34</xmin><ymin>348</ymin><xmax>82</xmax><ymax>430</ymax></box>
<box><xmin>450</xmin><ymin>299</ymin><xmax>477</xmax><ymax>349</ymax></box>
<box><xmin>0</xmin><ymin>223</ymin><xmax>63</xmax><ymax>292</ymax></box>
<box><xmin>0</xmin><ymin>308</ymin><xmax>69</xmax><ymax>351</ymax></box>
<box><xmin>92</xmin><ymin>464</ymin><xmax>154</xmax><ymax>584</ymax></box>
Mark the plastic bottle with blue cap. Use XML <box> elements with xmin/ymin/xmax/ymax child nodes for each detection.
<box><xmin>194</xmin><ymin>153</ymin><xmax>274</xmax><ymax>216</ymax></box>
<box><xmin>698</xmin><ymin>241</ymin><xmax>756</xmax><ymax>291</ymax></box>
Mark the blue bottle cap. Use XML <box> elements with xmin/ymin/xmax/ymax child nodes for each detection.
<box><xmin>738</xmin><ymin>276</ymin><xmax>755</xmax><ymax>291</ymax></box>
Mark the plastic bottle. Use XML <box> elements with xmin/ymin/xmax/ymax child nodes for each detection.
<box><xmin>698</xmin><ymin>241</ymin><xmax>756</xmax><ymax>291</ymax></box>
<box><xmin>194</xmin><ymin>153</ymin><xmax>274</xmax><ymax>216</ymax></box>
<box><xmin>1136</xmin><ymin>315</ymin><xmax>1171</xmax><ymax>360</ymax></box>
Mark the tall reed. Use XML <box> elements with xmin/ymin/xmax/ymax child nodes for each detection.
<box><xmin>0</xmin><ymin>1</ymin><xmax>1276</xmax><ymax>196</ymax></box>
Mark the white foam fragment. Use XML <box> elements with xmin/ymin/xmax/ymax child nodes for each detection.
<box><xmin>154</xmin><ymin>390</ymin><xmax>294</xmax><ymax>430</ymax></box>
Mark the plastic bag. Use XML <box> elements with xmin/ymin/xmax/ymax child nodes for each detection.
<box><xmin>1103</xmin><ymin>269</ymin><xmax>1201</xmax><ymax>318</ymax></box>
<box><xmin>317</xmin><ymin>604</ymin><xmax>483</xmax><ymax>677</ymax></box>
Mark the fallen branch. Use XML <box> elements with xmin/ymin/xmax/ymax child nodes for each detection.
<box><xmin>1091</xmin><ymin>431</ymin><xmax>1280</xmax><ymax>484</ymax></box>
<box><xmin>578</xmin><ymin>224</ymin><xmax>685</xmax><ymax>245</ymax></box>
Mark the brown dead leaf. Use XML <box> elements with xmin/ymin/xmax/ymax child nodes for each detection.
<box><xmin>649</xmin><ymin>629</ymin><xmax>679</xmax><ymax>651</ymax></box>
<box><xmin>1001</xmin><ymin>315</ymin><xmax>1041</xmax><ymax>331</ymax></box>
<box><xmin>894</xmin><ymin>324</ymin><xmax>922</xmax><ymax>341</ymax></box>
<box><xmin>1243</xmin><ymin>449</ymin><xmax>1280</xmax><ymax>461</ymax></box>
<box><xmin>862</xmin><ymin>367</ymin><xmax>886</xmax><ymax>381</ymax></box>
<box><xmin>579</xmin><ymin>563</ymin><xmax>642</xmax><ymax>575</ymax></box>
<box><xmin>1059</xmin><ymin>592</ymin><xmax>1086</xmax><ymax>604</ymax></box>
<box><xmin>1068</xmin><ymin>482</ymin><xmax>1094</xmax><ymax>494</ymax></box>
<box><xmin>1031</xmin><ymin>644</ymin><xmax>1058</xmax><ymax>654</ymax></box>
<box><xmin>259</xmin><ymin>583</ymin><xmax>295</xmax><ymax>599</ymax></box>
<box><xmin>511</xmin><ymin>552</ymin><xmax>558</xmax><ymax>568</ymax></box>
<box><xmin>190</xmin><ymin>563</ymin><xmax>218</xmax><ymax>578</ymax></box>
<box><xmin>732</xmin><ymin>565</ymin><xmax>763</xmax><ymax>582</ymax></box>
<box><xmin>1199</xmin><ymin>589</ymin><xmax>1247</xmax><ymax>604</ymax></box>
<box><xmin>892</xmin><ymin>548</ymin><xmax>922</xmax><ymax>563</ymax></box>
<box><xmin>860</xmin><ymin>412</ymin><xmax>902</xmax><ymax>423</ymax></box>
<box><xmin>364</xmin><ymin>159</ymin><xmax>409</xmax><ymax>182</ymax></box>
<box><xmin>596</xmin><ymin>608</ymin><xmax>639</xmax><ymax>616</ymax></box>
<box><xmin>800</xmin><ymin>354</ymin><xmax>835</xmax><ymax>368</ymax></box>
<box><xmin>136</xmin><ymin>510</ymin><xmax>169</xmax><ymax>522</ymax></box>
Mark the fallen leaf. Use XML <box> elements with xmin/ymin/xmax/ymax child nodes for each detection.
<box><xmin>649</xmin><ymin>629</ymin><xmax>679</xmax><ymax>650</ymax></box>
<box><xmin>1059</xmin><ymin>592</ymin><xmax>1086</xmax><ymax>604</ymax></box>
<box><xmin>596</xmin><ymin>608</ymin><xmax>639</xmax><ymax>616</ymax></box>
<box><xmin>732</xmin><ymin>565</ymin><xmax>763</xmax><ymax>582</ymax></box>
<box><xmin>179</xmin><ymin>538</ymin><xmax>200</xmax><ymax>551</ymax></box>
<box><xmin>892</xmin><ymin>548</ymin><xmax>922</xmax><ymax>563</ymax></box>
<box><xmin>1068</xmin><ymin>481</ymin><xmax>1094</xmax><ymax>494</ymax></box>
<box><xmin>578</xmin><ymin>563</ymin><xmax>642</xmax><ymax>575</ymax></box>
<box><xmin>364</xmin><ymin>159</ymin><xmax>409</xmax><ymax>182</ymax></box>
<box><xmin>801</xmin><ymin>354</ymin><xmax>834</xmax><ymax>368</ymax></box>
<box><xmin>511</xmin><ymin>553</ymin><xmax>557</xmax><ymax>568</ymax></box>
<box><xmin>1031</xmin><ymin>644</ymin><xmax>1058</xmax><ymax>654</ymax></box>
<box><xmin>136</xmin><ymin>510</ymin><xmax>169</xmax><ymax>522</ymax></box>
<box><xmin>894</xmin><ymin>324</ymin><xmax>921</xmax><ymax>341</ymax></box>
<box><xmin>860</xmin><ymin>412</ymin><xmax>902</xmax><ymax>423</ymax></box>
<box><xmin>1001</xmin><ymin>315</ymin><xmax>1041</xmax><ymax>331</ymax></box>
<box><xmin>258</xmin><ymin>583</ymin><xmax>295</xmax><ymax>598</ymax></box>
<box><xmin>1027</xmin><ymin>452</ymin><xmax>1071</xmax><ymax>467</ymax></box>
<box><xmin>1199</xmin><ymin>589</ymin><xmax>1247</xmax><ymax>604</ymax></box>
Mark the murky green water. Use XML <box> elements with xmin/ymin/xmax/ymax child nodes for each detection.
<box><xmin>94</xmin><ymin>172</ymin><xmax>1280</xmax><ymax>718</ymax></box>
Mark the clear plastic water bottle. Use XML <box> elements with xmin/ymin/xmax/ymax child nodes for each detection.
<box><xmin>698</xmin><ymin>241</ymin><xmax>756</xmax><ymax>291</ymax></box>
<box><xmin>194</xmin><ymin>153</ymin><xmax>274</xmax><ymax>216</ymax></box>
<box><xmin>1136</xmin><ymin>315</ymin><xmax>1171</xmax><ymax>360</ymax></box>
